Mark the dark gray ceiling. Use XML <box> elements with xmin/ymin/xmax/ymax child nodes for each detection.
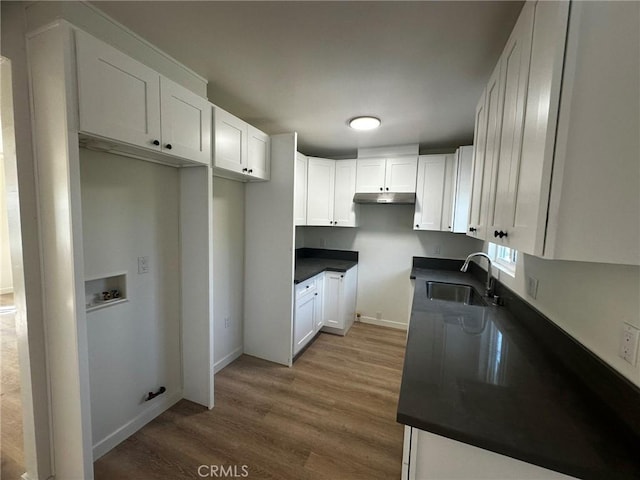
<box><xmin>93</xmin><ymin>1</ymin><xmax>523</xmax><ymax>157</ymax></box>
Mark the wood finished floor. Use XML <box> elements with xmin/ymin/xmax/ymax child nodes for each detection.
<box><xmin>1</xmin><ymin>293</ymin><xmax>25</xmax><ymax>480</ymax></box>
<box><xmin>95</xmin><ymin>323</ymin><xmax>407</xmax><ymax>479</ymax></box>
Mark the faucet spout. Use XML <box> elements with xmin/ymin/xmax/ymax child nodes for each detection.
<box><xmin>461</xmin><ymin>252</ymin><xmax>494</xmax><ymax>297</ymax></box>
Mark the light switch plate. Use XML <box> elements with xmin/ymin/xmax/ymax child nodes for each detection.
<box><xmin>138</xmin><ymin>256</ymin><xmax>149</xmax><ymax>274</ymax></box>
<box><xmin>619</xmin><ymin>322</ymin><xmax>639</xmax><ymax>365</ymax></box>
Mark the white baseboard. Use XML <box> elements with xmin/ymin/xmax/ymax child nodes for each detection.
<box><xmin>214</xmin><ymin>346</ymin><xmax>243</xmax><ymax>374</ymax></box>
<box><xmin>358</xmin><ymin>316</ymin><xmax>408</xmax><ymax>331</ymax></box>
<box><xmin>0</xmin><ymin>287</ymin><xmax>14</xmax><ymax>295</ymax></box>
<box><xmin>92</xmin><ymin>390</ymin><xmax>182</xmax><ymax>460</ymax></box>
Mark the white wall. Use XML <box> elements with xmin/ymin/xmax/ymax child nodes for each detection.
<box><xmin>487</xmin><ymin>249</ymin><xmax>640</xmax><ymax>387</ymax></box>
<box><xmin>80</xmin><ymin>150</ymin><xmax>182</xmax><ymax>451</ymax></box>
<box><xmin>302</xmin><ymin>204</ymin><xmax>482</xmax><ymax>328</ymax></box>
<box><xmin>212</xmin><ymin>177</ymin><xmax>244</xmax><ymax>372</ymax></box>
<box><xmin>0</xmin><ymin>163</ymin><xmax>13</xmax><ymax>294</ymax></box>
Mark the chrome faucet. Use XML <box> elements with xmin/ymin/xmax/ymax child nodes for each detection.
<box><xmin>461</xmin><ymin>252</ymin><xmax>494</xmax><ymax>298</ymax></box>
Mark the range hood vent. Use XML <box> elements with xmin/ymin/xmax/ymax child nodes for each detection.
<box><xmin>352</xmin><ymin>192</ymin><xmax>416</xmax><ymax>205</ymax></box>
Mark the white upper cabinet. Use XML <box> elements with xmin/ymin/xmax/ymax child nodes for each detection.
<box><xmin>213</xmin><ymin>107</ymin><xmax>246</xmax><ymax>173</ymax></box>
<box><xmin>305</xmin><ymin>158</ymin><xmax>358</xmax><ymax>227</ymax></box>
<box><xmin>385</xmin><ymin>156</ymin><xmax>420</xmax><ymax>193</ymax></box>
<box><xmin>160</xmin><ymin>77</ymin><xmax>211</xmax><ymax>164</ymax></box>
<box><xmin>75</xmin><ymin>30</ymin><xmax>210</xmax><ymax>165</ymax></box>
<box><xmin>414</xmin><ymin>155</ymin><xmax>447</xmax><ymax>231</ymax></box>
<box><xmin>415</xmin><ymin>150</ymin><xmax>472</xmax><ymax>233</ymax></box>
<box><xmin>451</xmin><ymin>146</ymin><xmax>474</xmax><ymax>233</ymax></box>
<box><xmin>333</xmin><ymin>160</ymin><xmax>358</xmax><ymax>227</ymax></box>
<box><xmin>468</xmin><ymin>90</ymin><xmax>488</xmax><ymax>239</ymax></box>
<box><xmin>294</xmin><ymin>152</ymin><xmax>308</xmax><ymax>226</ymax></box>
<box><xmin>247</xmin><ymin>126</ymin><xmax>270</xmax><ymax>180</ymax></box>
<box><xmin>306</xmin><ymin>158</ymin><xmax>336</xmax><ymax>226</ymax></box>
<box><xmin>466</xmin><ymin>1</ymin><xmax>638</xmax><ymax>265</ymax></box>
<box><xmin>355</xmin><ymin>158</ymin><xmax>386</xmax><ymax>193</ymax></box>
<box><xmin>212</xmin><ymin>106</ymin><xmax>270</xmax><ymax>182</ymax></box>
<box><xmin>486</xmin><ymin>1</ymin><xmax>535</xmax><ymax>246</ymax></box>
<box><xmin>76</xmin><ymin>30</ymin><xmax>161</xmax><ymax>151</ymax></box>
<box><xmin>356</xmin><ymin>156</ymin><xmax>418</xmax><ymax>193</ymax></box>
<box><xmin>470</xmin><ymin>59</ymin><xmax>504</xmax><ymax>241</ymax></box>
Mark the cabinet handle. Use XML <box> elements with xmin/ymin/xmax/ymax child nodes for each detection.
<box><xmin>379</xmin><ymin>187</ymin><xmax>383</xmax><ymax>191</ymax></box>
<box><xmin>500</xmin><ymin>231</ymin><xmax>508</xmax><ymax>238</ymax></box>
<box><xmin>386</xmin><ymin>187</ymin><xmax>389</xmax><ymax>191</ymax></box>
<box><xmin>315</xmin><ymin>293</ymin><xmax>318</xmax><ymax>296</ymax></box>
<box><xmin>165</xmin><ymin>144</ymin><xmax>172</xmax><ymax>150</ymax></box>
<box><xmin>340</xmin><ymin>275</ymin><xmax>344</xmax><ymax>278</ymax></box>
<box><xmin>416</xmin><ymin>224</ymin><xmax>419</xmax><ymax>228</ymax></box>
<box><xmin>248</xmin><ymin>169</ymin><xmax>253</xmax><ymax>174</ymax></box>
<box><xmin>242</xmin><ymin>168</ymin><xmax>248</xmax><ymax>172</ymax></box>
<box><xmin>152</xmin><ymin>140</ymin><xmax>160</xmax><ymax>146</ymax></box>
<box><xmin>494</xmin><ymin>230</ymin><xmax>500</xmax><ymax>238</ymax></box>
<box><xmin>334</xmin><ymin>221</ymin><xmax>337</xmax><ymax>225</ymax></box>
<box><xmin>306</xmin><ymin>285</ymin><xmax>310</xmax><ymax>289</ymax></box>
<box><xmin>469</xmin><ymin>227</ymin><xmax>477</xmax><ymax>232</ymax></box>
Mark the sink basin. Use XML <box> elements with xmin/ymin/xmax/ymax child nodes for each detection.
<box><xmin>426</xmin><ymin>281</ymin><xmax>488</xmax><ymax>307</ymax></box>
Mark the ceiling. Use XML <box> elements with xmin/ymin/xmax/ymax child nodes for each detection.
<box><xmin>93</xmin><ymin>1</ymin><xmax>523</xmax><ymax>158</ymax></box>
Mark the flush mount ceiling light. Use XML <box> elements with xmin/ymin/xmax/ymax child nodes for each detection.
<box><xmin>348</xmin><ymin>116</ymin><xmax>381</xmax><ymax>131</ymax></box>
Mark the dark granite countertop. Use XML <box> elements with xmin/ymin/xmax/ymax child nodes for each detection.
<box><xmin>294</xmin><ymin>248</ymin><xmax>358</xmax><ymax>284</ymax></box>
<box><xmin>398</xmin><ymin>266</ymin><xmax>640</xmax><ymax>479</ymax></box>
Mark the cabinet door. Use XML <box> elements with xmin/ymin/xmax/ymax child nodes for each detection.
<box><xmin>314</xmin><ymin>275</ymin><xmax>324</xmax><ymax>332</ymax></box>
<box><xmin>477</xmin><ymin>61</ymin><xmax>505</xmax><ymax>241</ymax></box>
<box><xmin>323</xmin><ymin>272</ymin><xmax>343</xmax><ymax>329</ymax></box>
<box><xmin>385</xmin><ymin>156</ymin><xmax>418</xmax><ymax>193</ymax></box>
<box><xmin>355</xmin><ymin>158</ymin><xmax>386</xmax><ymax>193</ymax></box>
<box><xmin>247</xmin><ymin>125</ymin><xmax>270</xmax><ymax>180</ymax></box>
<box><xmin>452</xmin><ymin>146</ymin><xmax>474</xmax><ymax>233</ymax></box>
<box><xmin>294</xmin><ymin>153</ymin><xmax>308</xmax><ymax>226</ymax></box>
<box><xmin>75</xmin><ymin>30</ymin><xmax>161</xmax><ymax>150</ymax></box>
<box><xmin>414</xmin><ymin>155</ymin><xmax>446</xmax><ymax>231</ymax></box>
<box><xmin>468</xmin><ymin>91</ymin><xmax>488</xmax><ymax>238</ymax></box>
<box><xmin>213</xmin><ymin>107</ymin><xmax>247</xmax><ymax>174</ymax></box>
<box><xmin>159</xmin><ymin>77</ymin><xmax>211</xmax><ymax>164</ymax></box>
<box><xmin>487</xmin><ymin>2</ymin><xmax>535</xmax><ymax>246</ymax></box>
<box><xmin>333</xmin><ymin>160</ymin><xmax>358</xmax><ymax>227</ymax></box>
<box><xmin>306</xmin><ymin>158</ymin><xmax>335</xmax><ymax>226</ymax></box>
<box><xmin>294</xmin><ymin>293</ymin><xmax>315</xmax><ymax>355</ymax></box>
<box><xmin>441</xmin><ymin>154</ymin><xmax>458</xmax><ymax>232</ymax></box>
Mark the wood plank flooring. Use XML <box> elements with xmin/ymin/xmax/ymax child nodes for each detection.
<box><xmin>95</xmin><ymin>323</ymin><xmax>407</xmax><ymax>479</ymax></box>
<box><xmin>1</xmin><ymin>292</ymin><xmax>25</xmax><ymax>480</ymax></box>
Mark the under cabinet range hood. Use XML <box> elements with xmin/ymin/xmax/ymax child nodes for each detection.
<box><xmin>352</xmin><ymin>192</ymin><xmax>416</xmax><ymax>204</ymax></box>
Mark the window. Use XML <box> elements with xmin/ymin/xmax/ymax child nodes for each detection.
<box><xmin>488</xmin><ymin>242</ymin><xmax>517</xmax><ymax>276</ymax></box>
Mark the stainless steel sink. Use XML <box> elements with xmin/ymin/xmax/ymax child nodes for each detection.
<box><xmin>426</xmin><ymin>281</ymin><xmax>488</xmax><ymax>307</ymax></box>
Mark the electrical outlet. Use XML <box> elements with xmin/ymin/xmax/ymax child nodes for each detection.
<box><xmin>526</xmin><ymin>276</ymin><xmax>539</xmax><ymax>299</ymax></box>
<box><xmin>433</xmin><ymin>245</ymin><xmax>441</xmax><ymax>255</ymax></box>
<box><xmin>619</xmin><ymin>323</ymin><xmax>639</xmax><ymax>365</ymax></box>
<box><xmin>224</xmin><ymin>317</ymin><xmax>231</xmax><ymax>329</ymax></box>
<box><xmin>137</xmin><ymin>256</ymin><xmax>149</xmax><ymax>274</ymax></box>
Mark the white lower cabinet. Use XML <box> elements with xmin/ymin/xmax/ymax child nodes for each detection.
<box><xmin>293</xmin><ymin>274</ymin><xmax>323</xmax><ymax>356</ymax></box>
<box><xmin>403</xmin><ymin>427</ymin><xmax>576</xmax><ymax>480</ymax></box>
<box><xmin>321</xmin><ymin>266</ymin><xmax>358</xmax><ymax>336</ymax></box>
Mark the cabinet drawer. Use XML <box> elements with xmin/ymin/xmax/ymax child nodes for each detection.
<box><xmin>295</xmin><ymin>276</ymin><xmax>317</xmax><ymax>299</ymax></box>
